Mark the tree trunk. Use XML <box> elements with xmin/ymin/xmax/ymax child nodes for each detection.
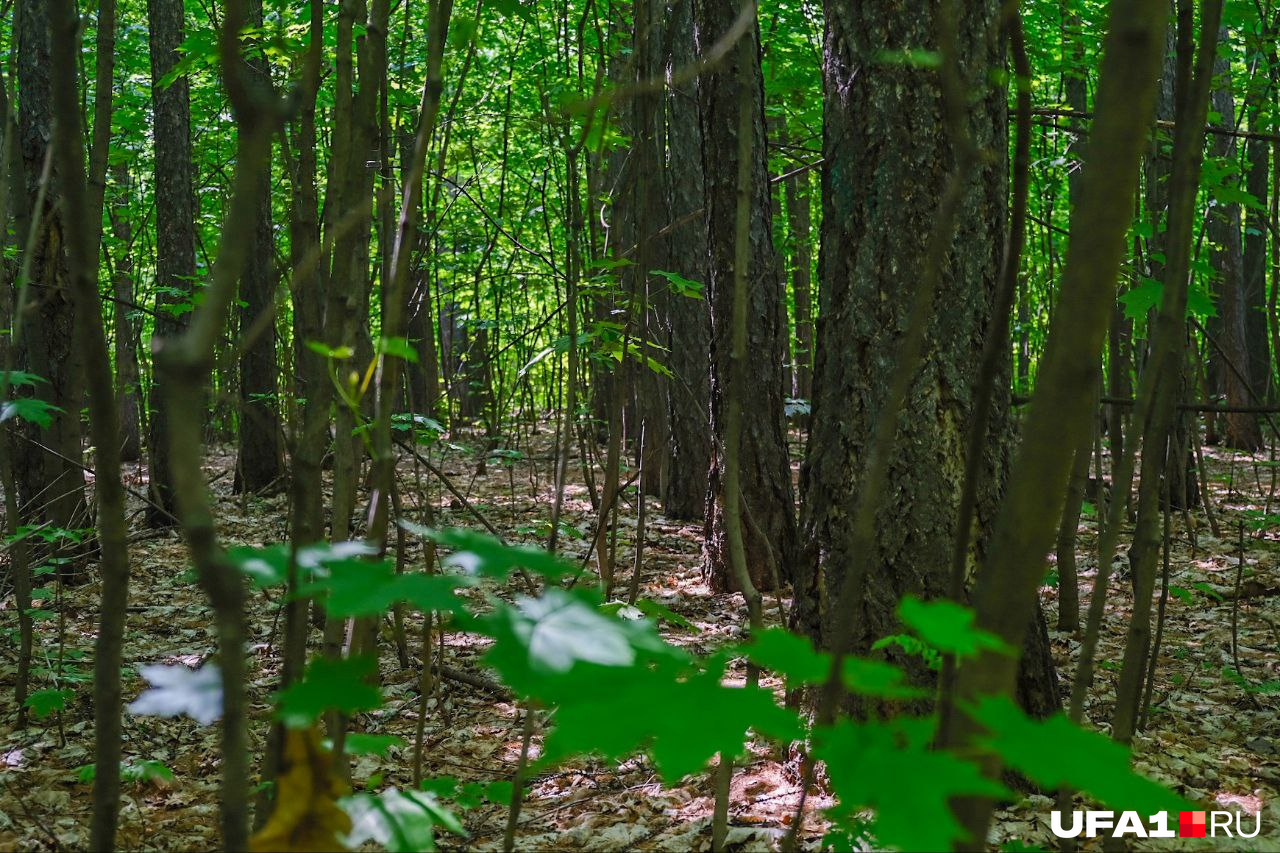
<box><xmin>798</xmin><ymin>0</ymin><xmax>1057</xmax><ymax>715</ymax></box>
<box><xmin>1054</xmin><ymin>16</ymin><xmax>1091</xmax><ymax>636</ymax></box>
<box><xmin>441</xmin><ymin>303</ymin><xmax>491</xmax><ymax>423</ymax></box>
<box><xmin>632</xmin><ymin>0</ymin><xmax>670</xmax><ymax>502</ymax></box>
<box><xmin>45</xmin><ymin>1</ymin><xmax>133</xmax><ymax>844</ymax></box>
<box><xmin>322</xmin><ymin>0</ymin><xmax>384</xmax><ymax>539</ymax></box>
<box><xmin>289</xmin><ymin>0</ymin><xmax>327</xmax><ymax>549</ymax></box>
<box><xmin>769</xmin><ymin>115</ymin><xmax>792</xmax><ymax>404</ymax></box>
<box><xmin>1055</xmin><ymin>431</ymin><xmax>1091</xmax><ymax>633</ymax></box>
<box><xmin>942</xmin><ymin>0</ymin><xmax>1175</xmax><ymax>835</ymax></box>
<box><xmin>234</xmin><ymin>0</ymin><xmax>284</xmax><ymax>493</ymax></box>
<box><xmin>658</xmin><ymin>0</ymin><xmax>712</xmax><ymax>521</ymax></box>
<box><xmin>406</xmin><ymin>275</ymin><xmax>441</xmax><ymax>417</ymax></box>
<box><xmin>1242</xmin><ymin>48</ymin><xmax>1270</xmax><ymax>402</ymax></box>
<box><xmin>14</xmin><ymin>0</ymin><xmax>89</xmax><ymax>560</ymax></box>
<box><xmin>1146</xmin><ymin>24</ymin><xmax>1200</xmax><ymax>505</ymax></box>
<box><xmin>785</xmin><ymin>151</ymin><xmax>813</xmax><ymax>418</ymax></box>
<box><xmin>1111</xmin><ymin>1</ymin><xmax>1225</xmax><ymax>744</ymax></box>
<box><xmin>0</xmin><ymin>52</ymin><xmax>35</xmax><ymax>733</ymax></box>
<box><xmin>264</xmin><ymin>0</ymin><xmax>325</xmax><ymax>825</ymax></box>
<box><xmin>147</xmin><ymin>0</ymin><xmax>198</xmax><ymax>526</ymax></box>
<box><xmin>108</xmin><ymin>164</ymin><xmax>144</xmax><ymax>462</ymax></box>
<box><xmin>1207</xmin><ymin>49</ymin><xmax>1262</xmax><ymax>450</ymax></box>
<box><xmin>696</xmin><ymin>0</ymin><xmax>797</xmax><ymax>593</ymax></box>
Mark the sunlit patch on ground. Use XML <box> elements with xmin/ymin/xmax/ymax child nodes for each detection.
<box><xmin>2</xmin><ymin>430</ymin><xmax>1278</xmax><ymax>849</ymax></box>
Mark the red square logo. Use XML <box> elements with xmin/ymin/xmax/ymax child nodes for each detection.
<box><xmin>1179</xmin><ymin>811</ymin><xmax>1206</xmax><ymax>838</ymax></box>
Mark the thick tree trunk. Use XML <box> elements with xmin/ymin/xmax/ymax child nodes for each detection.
<box><xmin>658</xmin><ymin>0</ymin><xmax>712</xmax><ymax>521</ymax></box>
<box><xmin>147</xmin><ymin>0</ymin><xmax>198</xmax><ymax>526</ymax></box>
<box><xmin>234</xmin><ymin>0</ymin><xmax>284</xmax><ymax>493</ymax></box>
<box><xmin>289</xmin><ymin>1</ymin><xmax>327</xmax><ymax>548</ymax></box>
<box><xmin>695</xmin><ymin>0</ymin><xmax>797</xmax><ymax>593</ymax></box>
<box><xmin>633</xmin><ymin>0</ymin><xmax>670</xmax><ymax>502</ymax></box>
<box><xmin>798</xmin><ymin>0</ymin><xmax>1057</xmax><ymax>716</ymax></box>
<box><xmin>1242</xmin><ymin>81</ymin><xmax>1270</xmax><ymax>402</ymax></box>
<box><xmin>1146</xmin><ymin>25</ymin><xmax>1200</xmax><ymax>506</ymax></box>
<box><xmin>45</xmin><ymin>1</ymin><xmax>133</xmax><ymax>843</ymax></box>
<box><xmin>14</xmin><ymin>0</ymin><xmax>89</xmax><ymax>559</ymax></box>
<box><xmin>1207</xmin><ymin>52</ymin><xmax>1262</xmax><ymax>450</ymax></box>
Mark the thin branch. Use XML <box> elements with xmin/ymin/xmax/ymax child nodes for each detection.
<box><xmin>1032</xmin><ymin>105</ymin><xmax>1280</xmax><ymax>144</ymax></box>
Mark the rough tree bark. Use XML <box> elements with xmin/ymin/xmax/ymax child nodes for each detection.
<box><xmin>1145</xmin><ymin>23</ymin><xmax>1200</xmax><ymax>506</ymax></box>
<box><xmin>147</xmin><ymin>0</ymin><xmax>198</xmax><ymax>526</ymax></box>
<box><xmin>406</xmin><ymin>111</ymin><xmax>442</xmax><ymax>419</ymax></box>
<box><xmin>658</xmin><ymin>0</ymin><xmax>712</xmax><ymax>521</ymax></box>
<box><xmin>46</xmin><ymin>0</ymin><xmax>133</xmax><ymax>845</ymax></box>
<box><xmin>234</xmin><ymin>0</ymin><xmax>285</xmax><ymax>492</ymax></box>
<box><xmin>0</xmin><ymin>34</ymin><xmax>34</xmax><ymax>733</ymax></box>
<box><xmin>289</xmin><ymin>0</ymin><xmax>327</xmax><ymax>550</ymax></box>
<box><xmin>13</xmin><ymin>0</ymin><xmax>89</xmax><ymax>565</ymax></box>
<box><xmin>796</xmin><ymin>0</ymin><xmax>1058</xmax><ymax>715</ymax></box>
<box><xmin>695</xmin><ymin>0</ymin><xmax>797</xmax><ymax>592</ymax></box>
<box><xmin>1206</xmin><ymin>48</ymin><xmax>1262</xmax><ymax>450</ymax></box>
<box><xmin>1242</xmin><ymin>138</ymin><xmax>1269</xmax><ymax>398</ymax></box>
<box><xmin>1241</xmin><ymin>25</ymin><xmax>1271</xmax><ymax>402</ymax></box>
<box><xmin>632</xmin><ymin>0</ymin><xmax>671</xmax><ymax>502</ymax></box>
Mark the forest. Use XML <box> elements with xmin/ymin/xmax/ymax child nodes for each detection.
<box><xmin>0</xmin><ymin>0</ymin><xmax>1278</xmax><ymax>848</ymax></box>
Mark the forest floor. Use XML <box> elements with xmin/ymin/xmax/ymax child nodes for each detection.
<box><xmin>1</xmin><ymin>426</ymin><xmax>1279</xmax><ymax>851</ymax></box>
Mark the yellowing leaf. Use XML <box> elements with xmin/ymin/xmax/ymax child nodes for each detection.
<box><xmin>250</xmin><ymin>727</ymin><xmax>352</xmax><ymax>852</ymax></box>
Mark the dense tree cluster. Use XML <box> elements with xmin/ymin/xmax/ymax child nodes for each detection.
<box><xmin>1</xmin><ymin>0</ymin><xmax>1277</xmax><ymax>847</ymax></box>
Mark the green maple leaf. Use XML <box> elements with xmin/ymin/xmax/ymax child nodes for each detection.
<box><xmin>968</xmin><ymin>696</ymin><xmax>1191</xmax><ymax>815</ymax></box>
<box><xmin>742</xmin><ymin>628</ymin><xmax>923</xmax><ymax>698</ymax></box>
<box><xmin>302</xmin><ymin>558</ymin><xmax>398</xmax><ymax>616</ymax></box>
<box><xmin>344</xmin><ymin>734</ymin><xmax>405</xmax><ymax>757</ymax></box>
<box><xmin>401</xmin><ymin>525</ymin><xmax>573</xmax><ymax>581</ymax></box>
<box><xmin>1</xmin><ymin>398</ymin><xmax>63</xmax><ymax>429</ymax></box>
<box><xmin>646</xmin><ymin>662</ymin><xmax>803</xmax><ymax>779</ymax></box>
<box><xmin>540</xmin><ymin>656</ymin><xmax>802</xmax><ymax>783</ymax></box>
<box><xmin>377</xmin><ymin>335</ymin><xmax>420</xmax><ymax>363</ymax></box>
<box><xmin>478</xmin><ymin>588</ymin><xmax>675</xmax><ymax>696</ymax></box>
<box><xmin>0</xmin><ymin>370</ymin><xmax>47</xmax><ymax>388</ymax></box>
<box><xmin>343</xmin><ymin>789</ymin><xmax>465</xmax><ymax>852</ymax></box>
<box><xmin>229</xmin><ymin>540</ymin><xmax>379</xmax><ymax>589</ymax></box>
<box><xmin>814</xmin><ymin>717</ymin><xmax>1008</xmax><ymax>851</ymax></box>
<box><xmin>383</xmin><ymin>573</ymin><xmax>470</xmax><ymax>614</ymax></box>
<box><xmin>276</xmin><ymin>655</ymin><xmax>382</xmax><ymax>728</ymax></box>
<box><xmin>898</xmin><ymin>597</ymin><xmax>1012</xmax><ymax>659</ymax></box>
<box><xmin>741</xmin><ymin>627</ymin><xmax>831</xmax><ymax>683</ymax></box>
<box><xmin>25</xmin><ymin>688</ymin><xmax>74</xmax><ymax>719</ymax></box>
<box><xmin>841</xmin><ymin>657</ymin><xmax>927</xmax><ymax>699</ymax></box>
<box><xmin>227</xmin><ymin>543</ymin><xmax>292</xmax><ymax>588</ymax></box>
